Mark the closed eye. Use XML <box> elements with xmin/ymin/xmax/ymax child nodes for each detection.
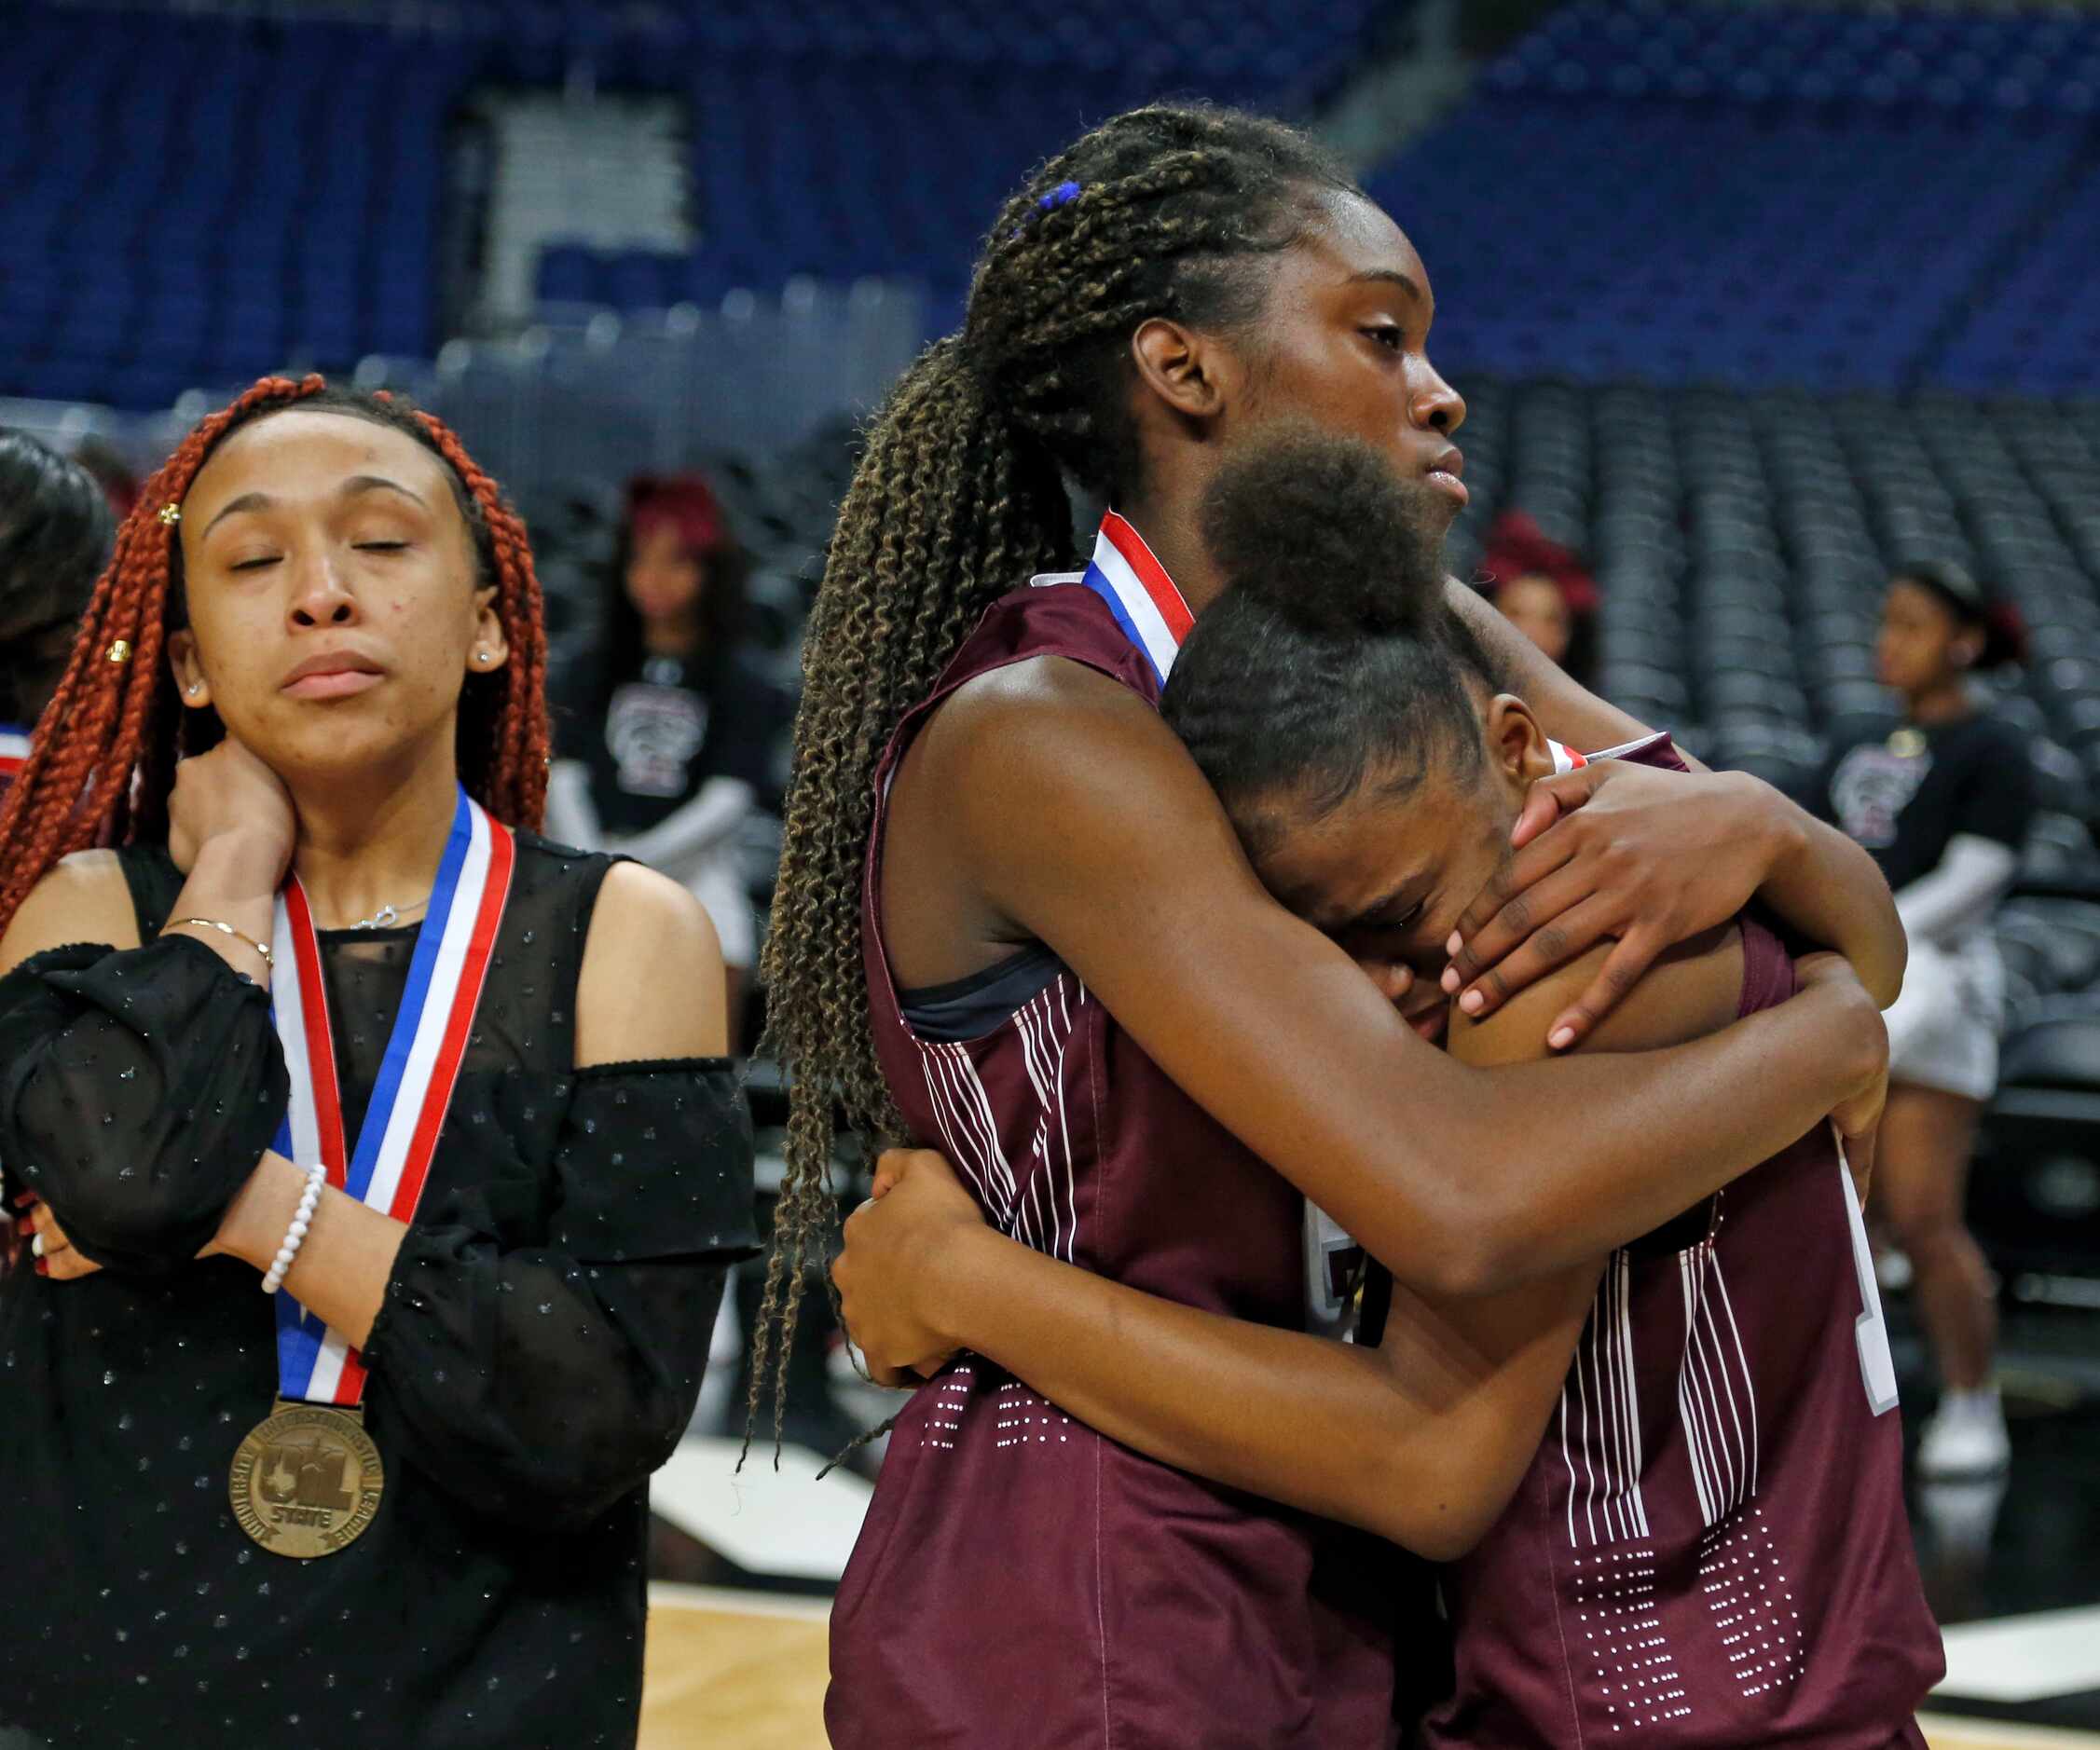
<box><xmin>229</xmin><ymin>554</ymin><xmax>281</xmax><ymax>572</ymax></box>
<box><xmin>1336</xmin><ymin>899</ymin><xmax>1428</xmax><ymax>958</ymax></box>
<box><xmin>353</xmin><ymin>540</ymin><xmax>409</xmax><ymax>554</ymax></box>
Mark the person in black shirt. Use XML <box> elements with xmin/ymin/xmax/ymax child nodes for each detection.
<box><xmin>1812</xmin><ymin>559</ymin><xmax>2035</xmax><ymax>1480</ymax></box>
<box><xmin>546</xmin><ymin>473</ymin><xmax>788</xmax><ymax>1035</ymax></box>
<box><xmin>0</xmin><ymin>378</ymin><xmax>757</xmax><ymax>1750</ymax></box>
<box><xmin>0</xmin><ymin>429</ymin><xmax>116</xmax><ymax>790</ymax></box>
<box><xmin>0</xmin><ymin>432</ymin><xmax>116</xmax><ymax>1268</ymax></box>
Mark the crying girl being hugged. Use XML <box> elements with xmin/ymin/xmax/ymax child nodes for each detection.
<box><xmin>1151</xmin><ymin>427</ymin><xmax>1941</xmax><ymax>1748</ymax></box>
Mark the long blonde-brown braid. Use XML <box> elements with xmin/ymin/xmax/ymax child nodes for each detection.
<box><xmin>747</xmin><ymin>103</ymin><xmax>1360</xmax><ymax>1456</ymax></box>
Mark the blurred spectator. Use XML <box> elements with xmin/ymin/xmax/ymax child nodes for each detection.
<box><xmin>72</xmin><ymin>436</ymin><xmax>140</xmax><ymax>520</ymax></box>
<box><xmin>1477</xmin><ymin>510</ymin><xmax>1597</xmax><ymax>686</ymax></box>
<box><xmin>545</xmin><ymin>472</ymin><xmax>788</xmax><ymax>1033</ymax></box>
<box><xmin>0</xmin><ymin>430</ymin><xmax>117</xmax><ymax>798</ymax></box>
<box><xmin>1809</xmin><ymin>559</ymin><xmax>2035</xmax><ymax>1481</ymax></box>
<box><xmin>0</xmin><ymin>428</ymin><xmax>113</xmax><ymax>1263</ymax></box>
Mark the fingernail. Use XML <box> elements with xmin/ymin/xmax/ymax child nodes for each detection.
<box><xmin>1440</xmin><ymin>967</ymin><xmax>1461</xmax><ymax>993</ymax></box>
<box><xmin>1549</xmin><ymin>1026</ymin><xmax>1575</xmax><ymax>1050</ymax></box>
<box><xmin>1460</xmin><ymin>989</ymin><xmax>1484</xmax><ymax>1015</ymax></box>
<box><xmin>1447</xmin><ymin>932</ymin><xmax>1463</xmax><ymax>957</ymax></box>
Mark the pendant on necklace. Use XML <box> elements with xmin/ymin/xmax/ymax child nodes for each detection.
<box><xmin>351</xmin><ymin>904</ymin><xmax>400</xmax><ymax>932</ymax></box>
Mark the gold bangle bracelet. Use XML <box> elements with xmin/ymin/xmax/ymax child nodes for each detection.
<box><xmin>167</xmin><ymin>917</ymin><xmax>274</xmax><ymax>968</ymax></box>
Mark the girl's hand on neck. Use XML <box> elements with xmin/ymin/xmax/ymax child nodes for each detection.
<box><xmin>166</xmin><ymin>736</ymin><xmax>297</xmax><ymax>893</ymax></box>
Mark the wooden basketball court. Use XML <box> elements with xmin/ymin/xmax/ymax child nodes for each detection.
<box><xmin>637</xmin><ymin>1585</ymin><xmax>2100</xmax><ymax>1750</ymax></box>
<box><xmin>640</xmin><ymin>1585</ymin><xmax>831</xmax><ymax>1749</ymax></box>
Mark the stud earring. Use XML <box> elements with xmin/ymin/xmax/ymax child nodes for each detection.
<box><xmin>186</xmin><ymin>682</ymin><xmax>203</xmax><ymax>698</ymax></box>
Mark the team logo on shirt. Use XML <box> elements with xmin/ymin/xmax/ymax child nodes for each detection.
<box><xmin>607</xmin><ymin>680</ymin><xmax>709</xmax><ymax>798</ymax></box>
<box><xmin>1830</xmin><ymin>743</ymin><xmax>1931</xmax><ymax>850</ymax></box>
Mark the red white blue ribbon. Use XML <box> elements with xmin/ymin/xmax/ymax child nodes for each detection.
<box><xmin>1079</xmin><ymin>512</ymin><xmax>1194</xmax><ymax>690</ymax></box>
<box><xmin>0</xmin><ymin>727</ymin><xmax>29</xmax><ymax>781</ymax></box>
<box><xmin>269</xmin><ymin>786</ymin><xmax>514</xmax><ymax>1406</ymax></box>
<box><xmin>1550</xmin><ymin>731</ymin><xmax>1670</xmax><ymax>774</ymax></box>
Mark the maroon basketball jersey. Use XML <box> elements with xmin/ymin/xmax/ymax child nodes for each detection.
<box><xmin>1425</xmin><ymin>805</ymin><xmax>1943</xmax><ymax>1745</ymax></box>
<box><xmin>829</xmin><ymin>562</ymin><xmax>1403</xmax><ymax>1747</ymax></box>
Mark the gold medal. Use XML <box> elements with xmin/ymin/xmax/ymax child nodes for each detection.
<box><xmin>240</xmin><ymin>793</ymin><xmax>509</xmax><ymax>1558</ymax></box>
<box><xmin>1887</xmin><ymin>726</ymin><xmax>1927</xmax><ymax>759</ymax></box>
<box><xmin>229</xmin><ymin>1400</ymin><xmax>384</xmax><ymax>1558</ymax></box>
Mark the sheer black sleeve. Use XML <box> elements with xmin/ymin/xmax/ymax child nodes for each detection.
<box><xmin>0</xmin><ymin>935</ymin><xmax>288</xmax><ymax>1274</ymax></box>
<box><xmin>359</xmin><ymin>1059</ymin><xmax>760</xmax><ymax>1530</ymax></box>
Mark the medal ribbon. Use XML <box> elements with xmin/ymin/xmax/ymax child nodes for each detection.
<box><xmin>268</xmin><ymin>786</ymin><xmax>515</xmax><ymax>1407</ymax></box>
<box><xmin>1550</xmin><ymin>731</ymin><xmax>1671</xmax><ymax>774</ymax></box>
<box><xmin>1079</xmin><ymin>511</ymin><xmax>1195</xmax><ymax>690</ymax></box>
<box><xmin>0</xmin><ymin>726</ymin><xmax>29</xmax><ymax>781</ymax></box>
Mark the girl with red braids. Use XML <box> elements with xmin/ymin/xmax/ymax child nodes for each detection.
<box><xmin>0</xmin><ymin>378</ymin><xmax>756</xmax><ymax>1750</ymax></box>
<box><xmin>1479</xmin><ymin>508</ymin><xmax>1599</xmax><ymax>686</ymax></box>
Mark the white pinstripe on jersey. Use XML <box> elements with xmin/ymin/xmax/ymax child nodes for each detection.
<box><xmin>913</xmin><ymin>978</ymin><xmax>1086</xmax><ymax>1261</ymax></box>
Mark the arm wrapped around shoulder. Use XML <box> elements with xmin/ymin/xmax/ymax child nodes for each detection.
<box><xmin>0</xmin><ymin>935</ymin><xmax>288</xmax><ymax>1273</ymax></box>
<box><xmin>360</xmin><ymin>1059</ymin><xmax>760</xmax><ymax>1530</ymax></box>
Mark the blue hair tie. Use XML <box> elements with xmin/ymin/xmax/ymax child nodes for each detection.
<box><xmin>1010</xmin><ymin>180</ymin><xmax>1084</xmax><ymax>240</ymax></box>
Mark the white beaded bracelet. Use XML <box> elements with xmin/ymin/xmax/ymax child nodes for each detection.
<box><xmin>260</xmin><ymin>1163</ymin><xmax>328</xmax><ymax>1294</ymax></box>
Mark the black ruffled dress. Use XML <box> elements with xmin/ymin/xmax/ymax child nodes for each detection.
<box><xmin>0</xmin><ymin>834</ymin><xmax>758</xmax><ymax>1749</ymax></box>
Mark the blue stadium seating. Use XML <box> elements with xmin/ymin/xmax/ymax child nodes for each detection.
<box><xmin>1365</xmin><ymin>3</ymin><xmax>2100</xmax><ymax>394</ymax></box>
<box><xmin>2</xmin><ymin>0</ymin><xmax>1398</xmax><ymax>408</ymax></box>
<box><xmin>21</xmin><ymin>1</ymin><xmax>2097</xmax><ymax>406</ymax></box>
<box><xmin>533</xmin><ymin>0</ymin><xmax>1404</xmax><ymax>325</ymax></box>
<box><xmin>0</xmin><ymin>7</ymin><xmax>475</xmax><ymax>408</ymax></box>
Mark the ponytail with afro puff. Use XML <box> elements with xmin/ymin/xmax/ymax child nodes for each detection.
<box><xmin>0</xmin><ymin>375</ymin><xmax>550</xmax><ymax>940</ymax></box>
<box><xmin>1162</xmin><ymin>424</ymin><xmax>1499</xmax><ymax>849</ymax></box>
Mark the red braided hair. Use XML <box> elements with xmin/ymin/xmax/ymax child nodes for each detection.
<box><xmin>0</xmin><ymin>376</ymin><xmax>550</xmax><ymax>940</ymax></box>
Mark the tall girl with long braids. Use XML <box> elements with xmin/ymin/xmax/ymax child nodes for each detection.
<box><xmin>759</xmin><ymin>107</ymin><xmax>1902</xmax><ymax>1745</ymax></box>
<box><xmin>0</xmin><ymin>377</ymin><xmax>756</xmax><ymax>1749</ymax></box>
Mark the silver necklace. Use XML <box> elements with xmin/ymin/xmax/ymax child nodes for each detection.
<box><xmin>350</xmin><ymin>897</ymin><xmax>430</xmax><ymax>931</ymax></box>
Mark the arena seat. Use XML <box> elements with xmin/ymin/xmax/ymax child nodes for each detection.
<box><xmin>1973</xmin><ymin>1007</ymin><xmax>2100</xmax><ymax>1279</ymax></box>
